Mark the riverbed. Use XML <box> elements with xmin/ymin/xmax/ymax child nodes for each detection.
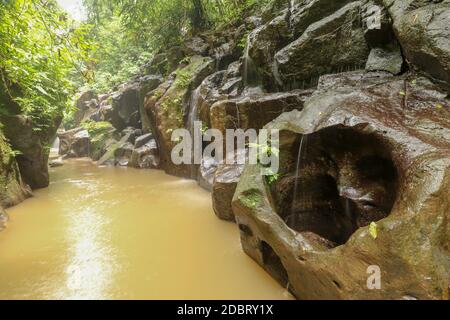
<box><xmin>0</xmin><ymin>159</ymin><xmax>291</xmax><ymax>300</ymax></box>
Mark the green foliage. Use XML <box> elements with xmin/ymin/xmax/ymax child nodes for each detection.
<box><xmin>239</xmin><ymin>191</ymin><xmax>262</xmax><ymax>209</ymax></box>
<box><xmin>83</xmin><ymin>16</ymin><xmax>152</xmax><ymax>93</ymax></box>
<box><xmin>81</xmin><ymin>120</ymin><xmax>115</xmax><ymax>159</ymax></box>
<box><xmin>81</xmin><ymin>120</ymin><xmax>113</xmax><ymax>136</ymax></box>
<box><xmin>265</xmin><ymin>170</ymin><xmax>280</xmax><ymax>186</ymax></box>
<box><xmin>0</xmin><ymin>0</ymin><xmax>91</xmax><ymax>132</ymax></box>
<box><xmin>369</xmin><ymin>222</ymin><xmax>378</xmax><ymax>239</ymax></box>
<box><xmin>80</xmin><ymin>0</ymin><xmax>276</xmax><ymax>93</ymax></box>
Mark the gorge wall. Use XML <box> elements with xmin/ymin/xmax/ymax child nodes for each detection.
<box><xmin>2</xmin><ymin>0</ymin><xmax>449</xmax><ymax>299</ymax></box>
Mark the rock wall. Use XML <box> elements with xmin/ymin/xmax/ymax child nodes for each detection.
<box><xmin>0</xmin><ymin>128</ymin><xmax>31</xmax><ymax>231</ymax></box>
<box><xmin>232</xmin><ymin>72</ymin><xmax>449</xmax><ymax>299</ymax></box>
<box><xmin>0</xmin><ymin>129</ymin><xmax>31</xmax><ymax>208</ymax></box>
<box><xmin>60</xmin><ymin>0</ymin><xmax>450</xmax><ymax>299</ymax></box>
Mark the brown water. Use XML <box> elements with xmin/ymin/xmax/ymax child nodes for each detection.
<box><xmin>0</xmin><ymin>160</ymin><xmax>291</xmax><ymax>300</ymax></box>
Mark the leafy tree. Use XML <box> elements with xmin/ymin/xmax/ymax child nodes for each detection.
<box><xmin>80</xmin><ymin>0</ymin><xmax>275</xmax><ymax>93</ymax></box>
<box><xmin>0</xmin><ymin>0</ymin><xmax>92</xmax><ymax>132</ymax></box>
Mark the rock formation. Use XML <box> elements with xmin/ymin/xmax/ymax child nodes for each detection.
<box><xmin>232</xmin><ymin>72</ymin><xmax>449</xmax><ymax>299</ymax></box>
<box><xmin>35</xmin><ymin>0</ymin><xmax>449</xmax><ymax>300</ymax></box>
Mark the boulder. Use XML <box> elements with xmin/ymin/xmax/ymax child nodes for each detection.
<box><xmin>60</xmin><ymin>129</ymin><xmax>90</xmax><ymax>159</ymax></box>
<box><xmin>58</xmin><ymin>127</ymin><xmax>85</xmax><ymax>156</ymax></box>
<box><xmin>139</xmin><ymin>75</ymin><xmax>164</xmax><ymax>133</ymax></box>
<box><xmin>109</xmin><ymin>83</ymin><xmax>141</xmax><ymax>131</ymax></box>
<box><xmin>245</xmin><ymin>11</ymin><xmax>291</xmax><ymax>90</ymax></box>
<box><xmin>383</xmin><ymin>0</ymin><xmax>450</xmax><ymax>88</ymax></box>
<box><xmin>122</xmin><ymin>127</ymin><xmax>137</xmax><ymax>141</ymax></box>
<box><xmin>289</xmin><ymin>0</ymin><xmax>355</xmax><ymax>37</ymax></box>
<box><xmin>97</xmin><ymin>130</ymin><xmax>134</xmax><ymax>166</ymax></box>
<box><xmin>210</xmin><ymin>89</ymin><xmax>313</xmax><ymax>135</ymax></box>
<box><xmin>70</xmin><ymin>130</ymin><xmax>90</xmax><ymax>158</ymax></box>
<box><xmin>197</xmin><ymin>155</ymin><xmax>219</xmax><ymax>191</ymax></box>
<box><xmin>114</xmin><ymin>142</ymin><xmax>134</xmax><ymax>167</ymax></box>
<box><xmin>212</xmin><ymin>163</ymin><xmax>244</xmax><ymax>221</ymax></box>
<box><xmin>365</xmin><ymin>46</ymin><xmax>404</xmax><ymax>74</ymax></box>
<box><xmin>129</xmin><ymin>139</ymin><xmax>159</xmax><ymax>169</ymax></box>
<box><xmin>195</xmin><ymin>62</ymin><xmax>245</xmax><ymax>129</ymax></box>
<box><xmin>134</xmin><ymin>133</ymin><xmax>154</xmax><ymax>149</ymax></box>
<box><xmin>73</xmin><ymin>90</ymin><xmax>97</xmax><ymax>126</ymax></box>
<box><xmin>141</xmin><ymin>53</ymin><xmax>168</xmax><ymax>76</ymax></box>
<box><xmin>0</xmin><ymin>114</ymin><xmax>60</xmax><ymax>189</ymax></box>
<box><xmin>274</xmin><ymin>1</ymin><xmax>370</xmax><ymax>89</ymax></box>
<box><xmin>232</xmin><ymin>71</ymin><xmax>450</xmax><ymax>299</ymax></box>
<box><xmin>184</xmin><ymin>36</ymin><xmax>210</xmax><ymax>56</ymax></box>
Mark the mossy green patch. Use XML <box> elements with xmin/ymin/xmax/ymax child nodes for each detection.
<box><xmin>239</xmin><ymin>190</ymin><xmax>263</xmax><ymax>210</ymax></box>
<box><xmin>81</xmin><ymin>120</ymin><xmax>116</xmax><ymax>160</ymax></box>
<box><xmin>0</xmin><ymin>127</ymin><xmax>26</xmax><ymax>207</ymax></box>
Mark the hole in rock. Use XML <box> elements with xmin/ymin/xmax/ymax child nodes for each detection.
<box><xmin>272</xmin><ymin>126</ymin><xmax>398</xmax><ymax>248</ymax></box>
<box><xmin>238</xmin><ymin>224</ymin><xmax>253</xmax><ymax>237</ymax></box>
<box><xmin>260</xmin><ymin>241</ymin><xmax>289</xmax><ymax>287</ymax></box>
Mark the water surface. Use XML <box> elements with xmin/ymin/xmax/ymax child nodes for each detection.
<box><xmin>0</xmin><ymin>160</ymin><xmax>291</xmax><ymax>300</ymax></box>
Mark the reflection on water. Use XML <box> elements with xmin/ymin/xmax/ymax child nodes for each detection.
<box><xmin>0</xmin><ymin>160</ymin><xmax>291</xmax><ymax>300</ymax></box>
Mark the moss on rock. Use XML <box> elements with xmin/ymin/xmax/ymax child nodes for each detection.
<box><xmin>0</xmin><ymin>128</ymin><xmax>30</xmax><ymax>208</ymax></box>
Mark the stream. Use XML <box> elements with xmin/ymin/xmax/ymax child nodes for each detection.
<box><xmin>0</xmin><ymin>159</ymin><xmax>291</xmax><ymax>300</ymax></box>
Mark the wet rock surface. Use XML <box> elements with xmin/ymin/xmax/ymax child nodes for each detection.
<box><xmin>73</xmin><ymin>90</ymin><xmax>97</xmax><ymax>127</ymax></box>
<box><xmin>0</xmin><ymin>130</ymin><xmax>31</xmax><ymax>208</ymax></box>
<box><xmin>274</xmin><ymin>1</ymin><xmax>370</xmax><ymax>89</ymax></box>
<box><xmin>144</xmin><ymin>55</ymin><xmax>215</xmax><ymax>177</ymax></box>
<box><xmin>0</xmin><ymin>114</ymin><xmax>60</xmax><ymax>189</ymax></box>
<box><xmin>129</xmin><ymin>138</ymin><xmax>159</xmax><ymax>169</ymax></box>
<box><xmin>365</xmin><ymin>46</ymin><xmax>404</xmax><ymax>74</ymax></box>
<box><xmin>384</xmin><ymin>0</ymin><xmax>450</xmax><ymax>88</ymax></box>
<box><xmin>59</xmin><ymin>128</ymin><xmax>90</xmax><ymax>159</ymax></box>
<box><xmin>20</xmin><ymin>0</ymin><xmax>449</xmax><ymax>298</ymax></box>
<box><xmin>232</xmin><ymin>72</ymin><xmax>450</xmax><ymax>299</ymax></box>
<box><xmin>210</xmin><ymin>89</ymin><xmax>312</xmax><ymax>135</ymax></box>
<box><xmin>212</xmin><ymin>163</ymin><xmax>244</xmax><ymax>221</ymax></box>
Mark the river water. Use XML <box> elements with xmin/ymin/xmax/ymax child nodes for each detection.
<box><xmin>0</xmin><ymin>160</ymin><xmax>291</xmax><ymax>300</ymax></box>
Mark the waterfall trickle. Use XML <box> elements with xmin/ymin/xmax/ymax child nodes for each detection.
<box><xmin>243</xmin><ymin>33</ymin><xmax>252</xmax><ymax>87</ymax></box>
<box><xmin>50</xmin><ymin>136</ymin><xmax>60</xmax><ymax>157</ymax></box>
<box><xmin>187</xmin><ymin>86</ymin><xmax>202</xmax><ymax>179</ymax></box>
<box><xmin>289</xmin><ymin>135</ymin><xmax>308</xmax><ymax>227</ymax></box>
<box><xmin>235</xmin><ymin>104</ymin><xmax>241</xmax><ymax>129</ymax></box>
<box><xmin>242</xmin><ymin>32</ymin><xmax>263</xmax><ymax>89</ymax></box>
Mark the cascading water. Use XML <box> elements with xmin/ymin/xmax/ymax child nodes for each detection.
<box><xmin>242</xmin><ymin>32</ymin><xmax>263</xmax><ymax>90</ymax></box>
<box><xmin>187</xmin><ymin>86</ymin><xmax>202</xmax><ymax>179</ymax></box>
<box><xmin>50</xmin><ymin>136</ymin><xmax>60</xmax><ymax>157</ymax></box>
<box><xmin>243</xmin><ymin>33</ymin><xmax>252</xmax><ymax>88</ymax></box>
<box><xmin>288</xmin><ymin>135</ymin><xmax>308</xmax><ymax>228</ymax></box>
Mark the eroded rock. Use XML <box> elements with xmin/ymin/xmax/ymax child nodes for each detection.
<box><xmin>144</xmin><ymin>56</ymin><xmax>214</xmax><ymax>177</ymax></box>
<box><xmin>232</xmin><ymin>72</ymin><xmax>450</xmax><ymax>299</ymax></box>
<box><xmin>129</xmin><ymin>138</ymin><xmax>159</xmax><ymax>169</ymax></box>
<box><xmin>0</xmin><ymin>130</ymin><xmax>31</xmax><ymax>208</ymax></box>
<box><xmin>274</xmin><ymin>1</ymin><xmax>370</xmax><ymax>89</ymax></box>
<box><xmin>114</xmin><ymin>142</ymin><xmax>134</xmax><ymax>167</ymax></box>
<box><xmin>366</xmin><ymin>46</ymin><xmax>404</xmax><ymax>74</ymax></box>
<box><xmin>1</xmin><ymin>114</ymin><xmax>60</xmax><ymax>189</ymax></box>
<box><xmin>212</xmin><ymin>163</ymin><xmax>244</xmax><ymax>221</ymax></box>
<box><xmin>73</xmin><ymin>90</ymin><xmax>97</xmax><ymax>127</ymax></box>
<box><xmin>384</xmin><ymin>0</ymin><xmax>450</xmax><ymax>88</ymax></box>
<box><xmin>210</xmin><ymin>89</ymin><xmax>313</xmax><ymax>135</ymax></box>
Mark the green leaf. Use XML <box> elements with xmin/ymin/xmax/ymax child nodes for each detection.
<box><xmin>369</xmin><ymin>222</ymin><xmax>378</xmax><ymax>239</ymax></box>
